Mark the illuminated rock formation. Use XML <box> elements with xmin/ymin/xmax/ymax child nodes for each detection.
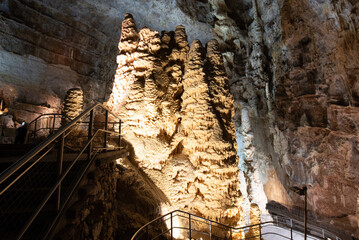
<box><xmin>106</xmin><ymin>15</ymin><xmax>243</xmax><ymax>231</ymax></box>
<box><xmin>1</xmin><ymin>0</ymin><xmax>358</xmax><ymax>237</ymax></box>
<box><xmin>61</xmin><ymin>88</ymin><xmax>84</xmax><ymax>125</ymax></box>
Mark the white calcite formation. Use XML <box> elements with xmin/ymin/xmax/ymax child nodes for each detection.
<box><xmin>106</xmin><ymin>15</ymin><xmax>244</xmax><ymax>234</ymax></box>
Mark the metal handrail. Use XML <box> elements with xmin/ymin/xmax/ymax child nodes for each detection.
<box><xmin>26</xmin><ymin>113</ymin><xmax>71</xmax><ymax>142</ymax></box>
<box><xmin>131</xmin><ymin>210</ymin><xmax>342</xmax><ymax>240</ymax></box>
<box><xmin>0</xmin><ymin>102</ymin><xmax>122</xmax><ymax>240</ymax></box>
<box><xmin>0</xmin><ymin>102</ymin><xmax>119</xmax><ymax>186</ymax></box>
<box><xmin>26</xmin><ymin>108</ymin><xmax>121</xmax><ymax>143</ymax></box>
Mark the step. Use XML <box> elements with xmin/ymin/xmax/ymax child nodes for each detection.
<box><xmin>0</xmin><ymin>209</ymin><xmax>57</xmax><ymax>240</ymax></box>
<box><xmin>0</xmin><ymin>144</ymin><xmax>39</xmax><ymax>157</ymax></box>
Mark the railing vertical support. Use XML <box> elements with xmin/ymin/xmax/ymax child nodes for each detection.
<box><xmin>34</xmin><ymin>119</ymin><xmax>37</xmax><ymax>140</ymax></box>
<box><xmin>290</xmin><ymin>219</ymin><xmax>293</xmax><ymax>240</ymax></box>
<box><xmin>171</xmin><ymin>212</ymin><xmax>173</xmax><ymax>240</ymax></box>
<box><xmin>209</xmin><ymin>220</ymin><xmax>212</xmax><ymax>240</ymax></box>
<box><xmin>88</xmin><ymin>109</ymin><xmax>94</xmax><ymax>161</ymax></box>
<box><xmin>189</xmin><ymin>214</ymin><xmax>192</xmax><ymax>240</ymax></box>
<box><xmin>304</xmin><ymin>186</ymin><xmax>308</xmax><ymax>240</ymax></box>
<box><xmin>146</xmin><ymin>225</ymin><xmax>149</xmax><ymax>240</ymax></box>
<box><xmin>104</xmin><ymin>110</ymin><xmax>108</xmax><ymax>148</ymax></box>
<box><xmin>230</xmin><ymin>227</ymin><xmax>232</xmax><ymax>240</ymax></box>
<box><xmin>52</xmin><ymin>114</ymin><xmax>56</xmax><ymax>134</ymax></box>
<box><xmin>56</xmin><ymin>133</ymin><xmax>65</xmax><ymax>211</ymax></box>
<box><xmin>118</xmin><ymin>120</ymin><xmax>121</xmax><ymax>147</ymax></box>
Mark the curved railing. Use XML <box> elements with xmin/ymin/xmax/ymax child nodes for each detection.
<box><xmin>26</xmin><ymin>112</ymin><xmax>120</xmax><ymax>143</ymax></box>
<box><xmin>26</xmin><ymin>113</ymin><xmax>71</xmax><ymax>142</ymax></box>
<box><xmin>0</xmin><ymin>102</ymin><xmax>122</xmax><ymax>240</ymax></box>
<box><xmin>131</xmin><ymin>210</ymin><xmax>342</xmax><ymax>240</ymax></box>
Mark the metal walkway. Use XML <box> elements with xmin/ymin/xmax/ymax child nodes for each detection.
<box><xmin>131</xmin><ymin>210</ymin><xmax>342</xmax><ymax>240</ymax></box>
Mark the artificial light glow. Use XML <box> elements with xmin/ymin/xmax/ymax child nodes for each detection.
<box><xmin>0</xmin><ymin>99</ymin><xmax>8</xmax><ymax>115</ymax></box>
<box><xmin>161</xmin><ymin>205</ymin><xmax>184</xmax><ymax>239</ymax></box>
<box><xmin>165</xmin><ymin>214</ymin><xmax>183</xmax><ymax>239</ymax></box>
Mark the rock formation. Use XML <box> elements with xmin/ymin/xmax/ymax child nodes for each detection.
<box><xmin>196</xmin><ymin>0</ymin><xmax>359</xmax><ymax>236</ymax></box>
<box><xmin>106</xmin><ymin>15</ymin><xmax>244</xmax><ymax>233</ymax></box>
<box><xmin>0</xmin><ymin>0</ymin><xmax>358</xmax><ymax>238</ymax></box>
<box><xmin>61</xmin><ymin>88</ymin><xmax>84</xmax><ymax>125</ymax></box>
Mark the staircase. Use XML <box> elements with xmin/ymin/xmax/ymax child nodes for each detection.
<box><xmin>0</xmin><ymin>103</ymin><xmax>123</xmax><ymax>240</ymax></box>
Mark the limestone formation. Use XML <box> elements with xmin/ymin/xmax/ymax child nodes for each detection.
<box><xmin>208</xmin><ymin>0</ymin><xmax>359</xmax><ymax>236</ymax></box>
<box><xmin>106</xmin><ymin>15</ymin><xmax>243</xmax><ymax>233</ymax></box>
<box><xmin>61</xmin><ymin>88</ymin><xmax>84</xmax><ymax>125</ymax></box>
<box><xmin>1</xmin><ymin>0</ymin><xmax>358</xmax><ymax>238</ymax></box>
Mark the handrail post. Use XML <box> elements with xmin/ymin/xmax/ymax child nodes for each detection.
<box><xmin>189</xmin><ymin>214</ymin><xmax>191</xmax><ymax>240</ymax></box>
<box><xmin>34</xmin><ymin>118</ymin><xmax>37</xmax><ymax>140</ymax></box>
<box><xmin>230</xmin><ymin>227</ymin><xmax>232</xmax><ymax>240</ymax></box>
<box><xmin>171</xmin><ymin>212</ymin><xmax>173</xmax><ymax>240</ymax></box>
<box><xmin>56</xmin><ymin>133</ymin><xmax>65</xmax><ymax>211</ymax></box>
<box><xmin>118</xmin><ymin>120</ymin><xmax>121</xmax><ymax>147</ymax></box>
<box><xmin>52</xmin><ymin>114</ymin><xmax>56</xmax><ymax>134</ymax></box>
<box><xmin>146</xmin><ymin>225</ymin><xmax>149</xmax><ymax>240</ymax></box>
<box><xmin>290</xmin><ymin>219</ymin><xmax>293</xmax><ymax>240</ymax></box>
<box><xmin>209</xmin><ymin>220</ymin><xmax>212</xmax><ymax>240</ymax></box>
<box><xmin>104</xmin><ymin>110</ymin><xmax>108</xmax><ymax>149</ymax></box>
<box><xmin>88</xmin><ymin>110</ymin><xmax>94</xmax><ymax>161</ymax></box>
<box><xmin>304</xmin><ymin>186</ymin><xmax>307</xmax><ymax>240</ymax></box>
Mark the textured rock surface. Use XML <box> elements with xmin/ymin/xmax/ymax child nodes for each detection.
<box><xmin>201</xmin><ymin>0</ymin><xmax>359</xmax><ymax>236</ymax></box>
<box><xmin>0</xmin><ymin>0</ymin><xmax>212</xmax><ymax>124</ymax></box>
<box><xmin>1</xmin><ymin>0</ymin><xmax>358</xmax><ymax>238</ymax></box>
<box><xmin>61</xmin><ymin>88</ymin><xmax>83</xmax><ymax>125</ymax></box>
<box><xmin>106</xmin><ymin>15</ymin><xmax>244</xmax><ymax>233</ymax></box>
<box><xmin>0</xmin><ymin>0</ymin><xmax>112</xmax><ymax>125</ymax></box>
<box><xmin>54</xmin><ymin>156</ymin><xmax>120</xmax><ymax>240</ymax></box>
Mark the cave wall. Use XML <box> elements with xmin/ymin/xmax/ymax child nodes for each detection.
<box><xmin>0</xmin><ymin>0</ymin><xmax>358</xmax><ymax>238</ymax></box>
<box><xmin>274</xmin><ymin>0</ymin><xmax>359</xmax><ymax>234</ymax></box>
<box><xmin>196</xmin><ymin>0</ymin><xmax>359</xmax><ymax>236</ymax></box>
<box><xmin>0</xmin><ymin>0</ymin><xmax>211</xmax><ymax>125</ymax></box>
<box><xmin>0</xmin><ymin>0</ymin><xmax>118</xmax><ymax>124</ymax></box>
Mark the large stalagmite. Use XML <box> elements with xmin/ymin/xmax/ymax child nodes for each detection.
<box><xmin>106</xmin><ymin>15</ymin><xmax>244</xmax><ymax>231</ymax></box>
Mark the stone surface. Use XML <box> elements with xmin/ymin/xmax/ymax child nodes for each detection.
<box><xmin>0</xmin><ymin>0</ymin><xmax>358</xmax><ymax>238</ymax></box>
<box><xmin>106</xmin><ymin>16</ymin><xmax>244</xmax><ymax>233</ymax></box>
<box><xmin>207</xmin><ymin>0</ymin><xmax>359</xmax><ymax>236</ymax></box>
<box><xmin>61</xmin><ymin>88</ymin><xmax>83</xmax><ymax>125</ymax></box>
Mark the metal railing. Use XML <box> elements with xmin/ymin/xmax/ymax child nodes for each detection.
<box><xmin>26</xmin><ymin>113</ymin><xmax>70</xmax><ymax>142</ymax></box>
<box><xmin>0</xmin><ymin>102</ymin><xmax>122</xmax><ymax>240</ymax></box>
<box><xmin>26</xmin><ymin>112</ymin><xmax>121</xmax><ymax>143</ymax></box>
<box><xmin>131</xmin><ymin>210</ymin><xmax>342</xmax><ymax>240</ymax></box>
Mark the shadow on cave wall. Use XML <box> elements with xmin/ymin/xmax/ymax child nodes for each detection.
<box><xmin>116</xmin><ymin>138</ymin><xmax>170</xmax><ymax>239</ymax></box>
